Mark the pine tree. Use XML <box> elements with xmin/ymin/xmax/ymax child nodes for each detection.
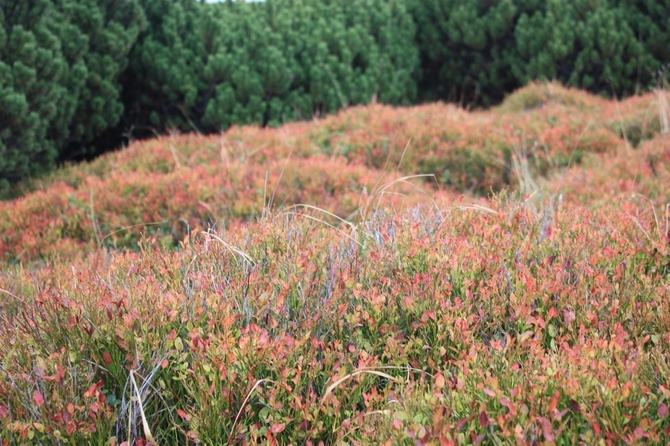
<box><xmin>514</xmin><ymin>0</ymin><xmax>643</xmax><ymax>96</ymax></box>
<box><xmin>124</xmin><ymin>0</ymin><xmax>419</xmax><ymax>135</ymax></box>
<box><xmin>0</xmin><ymin>0</ymin><xmax>144</xmax><ymax>196</ymax></box>
<box><xmin>57</xmin><ymin>0</ymin><xmax>145</xmax><ymax>160</ymax></box>
<box><xmin>121</xmin><ymin>0</ymin><xmax>208</xmax><ymax>136</ymax></box>
<box><xmin>409</xmin><ymin>0</ymin><xmax>526</xmax><ymax>105</ymax></box>
<box><xmin>612</xmin><ymin>0</ymin><xmax>670</xmax><ymax>88</ymax></box>
<box><xmin>1</xmin><ymin>0</ymin><xmax>68</xmax><ymax>194</ymax></box>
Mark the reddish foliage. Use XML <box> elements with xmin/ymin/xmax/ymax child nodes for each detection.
<box><xmin>1</xmin><ymin>83</ymin><xmax>669</xmax><ymax>443</ymax></box>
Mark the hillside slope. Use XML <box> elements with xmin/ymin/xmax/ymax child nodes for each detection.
<box><xmin>1</xmin><ymin>82</ymin><xmax>669</xmax><ymax>444</ymax></box>
<box><xmin>1</xmin><ymin>82</ymin><xmax>667</xmax><ymax>265</ymax></box>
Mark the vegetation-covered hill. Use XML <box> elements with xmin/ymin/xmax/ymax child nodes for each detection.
<box><xmin>4</xmin><ymin>0</ymin><xmax>669</xmax><ymax>194</ymax></box>
<box><xmin>1</xmin><ymin>83</ymin><xmax>669</xmax><ymax>444</ymax></box>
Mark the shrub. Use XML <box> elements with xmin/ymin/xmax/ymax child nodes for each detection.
<box><xmin>513</xmin><ymin>0</ymin><xmax>643</xmax><ymax>95</ymax></box>
<box><xmin>0</xmin><ymin>0</ymin><xmax>144</xmax><ymax>196</ymax></box>
<box><xmin>409</xmin><ymin>0</ymin><xmax>666</xmax><ymax>105</ymax></box>
<box><xmin>122</xmin><ymin>0</ymin><xmax>420</xmax><ymax>136</ymax></box>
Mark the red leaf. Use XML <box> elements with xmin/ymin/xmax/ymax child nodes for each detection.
<box><xmin>0</xmin><ymin>405</ymin><xmax>8</xmax><ymax>418</ymax></box>
<box><xmin>84</xmin><ymin>382</ymin><xmax>103</xmax><ymax>398</ymax></box>
<box><xmin>269</xmin><ymin>422</ymin><xmax>286</xmax><ymax>434</ymax></box>
<box><xmin>421</xmin><ymin>310</ymin><xmax>436</xmax><ymax>322</ymax></box>
<box><xmin>499</xmin><ymin>398</ymin><xmax>516</xmax><ymax>416</ymax></box>
<box><xmin>569</xmin><ymin>399</ymin><xmax>580</xmax><ymax>413</ymax></box>
<box><xmin>593</xmin><ymin>422</ymin><xmax>601</xmax><ymax>436</ymax></box>
<box><xmin>482</xmin><ymin>388</ymin><xmax>496</xmax><ymax>397</ymax></box>
<box><xmin>536</xmin><ymin>416</ymin><xmax>555</xmax><ymax>441</ymax></box>
<box><xmin>456</xmin><ymin>415</ymin><xmax>473</xmax><ymax>430</ymax></box>
<box><xmin>33</xmin><ymin>390</ymin><xmax>45</xmax><ymax>406</ymax></box>
<box><xmin>177</xmin><ymin>409</ymin><xmax>190</xmax><ymax>421</ymax></box>
<box><xmin>103</xmin><ymin>352</ymin><xmax>112</xmax><ymax>366</ymax></box>
<box><xmin>548</xmin><ymin>389</ymin><xmax>560</xmax><ymax>414</ymax></box>
<box><xmin>659</xmin><ymin>403</ymin><xmax>668</xmax><ymax>419</ymax></box>
<box><xmin>478</xmin><ymin>411</ymin><xmax>489</xmax><ymax>428</ymax></box>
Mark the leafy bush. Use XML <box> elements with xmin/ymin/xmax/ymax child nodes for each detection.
<box><xmin>0</xmin><ymin>0</ymin><xmax>144</xmax><ymax>196</ymax></box>
<box><xmin>409</xmin><ymin>0</ymin><xmax>668</xmax><ymax>105</ymax></box>
<box><xmin>514</xmin><ymin>0</ymin><xmax>643</xmax><ymax>94</ymax></box>
<box><xmin>409</xmin><ymin>0</ymin><xmax>523</xmax><ymax>105</ymax></box>
<box><xmin>3</xmin><ymin>0</ymin><xmax>669</xmax><ymax>194</ymax></box>
<box><xmin>123</xmin><ymin>0</ymin><xmax>419</xmax><ymax>137</ymax></box>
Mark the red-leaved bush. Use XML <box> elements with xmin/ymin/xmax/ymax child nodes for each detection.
<box><xmin>1</xmin><ymin>82</ymin><xmax>669</xmax><ymax>444</ymax></box>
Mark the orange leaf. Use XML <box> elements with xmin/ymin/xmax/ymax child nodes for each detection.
<box><xmin>269</xmin><ymin>422</ymin><xmax>286</xmax><ymax>434</ymax></box>
<box><xmin>499</xmin><ymin>398</ymin><xmax>516</xmax><ymax>416</ymax></box>
<box><xmin>548</xmin><ymin>389</ymin><xmax>560</xmax><ymax>413</ymax></box>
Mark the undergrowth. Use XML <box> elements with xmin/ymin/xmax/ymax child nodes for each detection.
<box><xmin>1</xmin><ymin>82</ymin><xmax>669</xmax><ymax>444</ymax></box>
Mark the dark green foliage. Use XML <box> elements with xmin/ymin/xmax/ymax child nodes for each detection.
<box><xmin>121</xmin><ymin>0</ymin><xmax>208</xmax><ymax>134</ymax></box>
<box><xmin>409</xmin><ymin>0</ymin><xmax>527</xmax><ymax>105</ymax></box>
<box><xmin>123</xmin><ymin>0</ymin><xmax>419</xmax><ymax>136</ymax></box>
<box><xmin>409</xmin><ymin>0</ymin><xmax>666</xmax><ymax>105</ymax></box>
<box><xmin>1</xmin><ymin>0</ymin><xmax>67</xmax><ymax>195</ymax></box>
<box><xmin>58</xmin><ymin>0</ymin><xmax>145</xmax><ymax>158</ymax></box>
<box><xmin>0</xmin><ymin>0</ymin><xmax>144</xmax><ymax>196</ymax></box>
<box><xmin>612</xmin><ymin>0</ymin><xmax>670</xmax><ymax>87</ymax></box>
<box><xmin>514</xmin><ymin>0</ymin><xmax>643</xmax><ymax>95</ymax></box>
<box><xmin>2</xmin><ymin>0</ymin><xmax>669</xmax><ymax>194</ymax></box>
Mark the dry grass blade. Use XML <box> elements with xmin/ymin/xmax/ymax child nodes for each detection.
<box><xmin>322</xmin><ymin>369</ymin><xmax>401</xmax><ymax>403</ymax></box>
<box><xmin>89</xmin><ymin>187</ymin><xmax>102</xmax><ymax>246</ymax></box>
<box><xmin>286</xmin><ymin>203</ymin><xmax>372</xmax><ymax>236</ymax></box>
<box><xmin>284</xmin><ymin>211</ymin><xmax>365</xmax><ymax>247</ymax></box>
<box><xmin>627</xmin><ymin>213</ymin><xmax>652</xmax><ymax>243</ymax></box>
<box><xmin>396</xmin><ymin>138</ymin><xmax>413</xmax><ymax>173</ymax></box>
<box><xmin>380</xmin><ymin>178</ymin><xmax>440</xmax><ymax>212</ymax></box>
<box><xmin>557</xmin><ymin>122</ymin><xmax>593</xmax><ymax>194</ymax></box>
<box><xmin>655</xmin><ymin>85</ymin><xmax>669</xmax><ymax>134</ymax></box>
<box><xmin>628</xmin><ymin>194</ymin><xmax>670</xmax><ymax>248</ymax></box>
<box><xmin>457</xmin><ymin>204</ymin><xmax>499</xmax><ymax>215</ymax></box>
<box><xmin>129</xmin><ymin>369</ymin><xmax>157</xmax><ymax>446</ymax></box>
<box><xmin>362</xmin><ymin>174</ymin><xmax>437</xmax><ymax>218</ymax></box>
<box><xmin>270</xmin><ymin>144</ymin><xmax>295</xmax><ymax>209</ymax></box>
<box><xmin>372</xmin><ymin>174</ymin><xmax>437</xmax><ymax>197</ymax></box>
<box><xmin>510</xmin><ymin>142</ymin><xmax>539</xmax><ymax>198</ymax></box>
<box><xmin>98</xmin><ymin>220</ymin><xmax>169</xmax><ymax>249</ymax></box>
<box><xmin>370</xmin><ymin>138</ymin><xmax>413</xmax><ymax>194</ymax></box>
<box><xmin>0</xmin><ymin>287</ymin><xmax>27</xmax><ymax>305</ymax></box>
<box><xmin>204</xmin><ymin>231</ymin><xmax>256</xmax><ymax>266</ymax></box>
<box><xmin>229</xmin><ymin>379</ymin><xmax>275</xmax><ymax>443</ymax></box>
